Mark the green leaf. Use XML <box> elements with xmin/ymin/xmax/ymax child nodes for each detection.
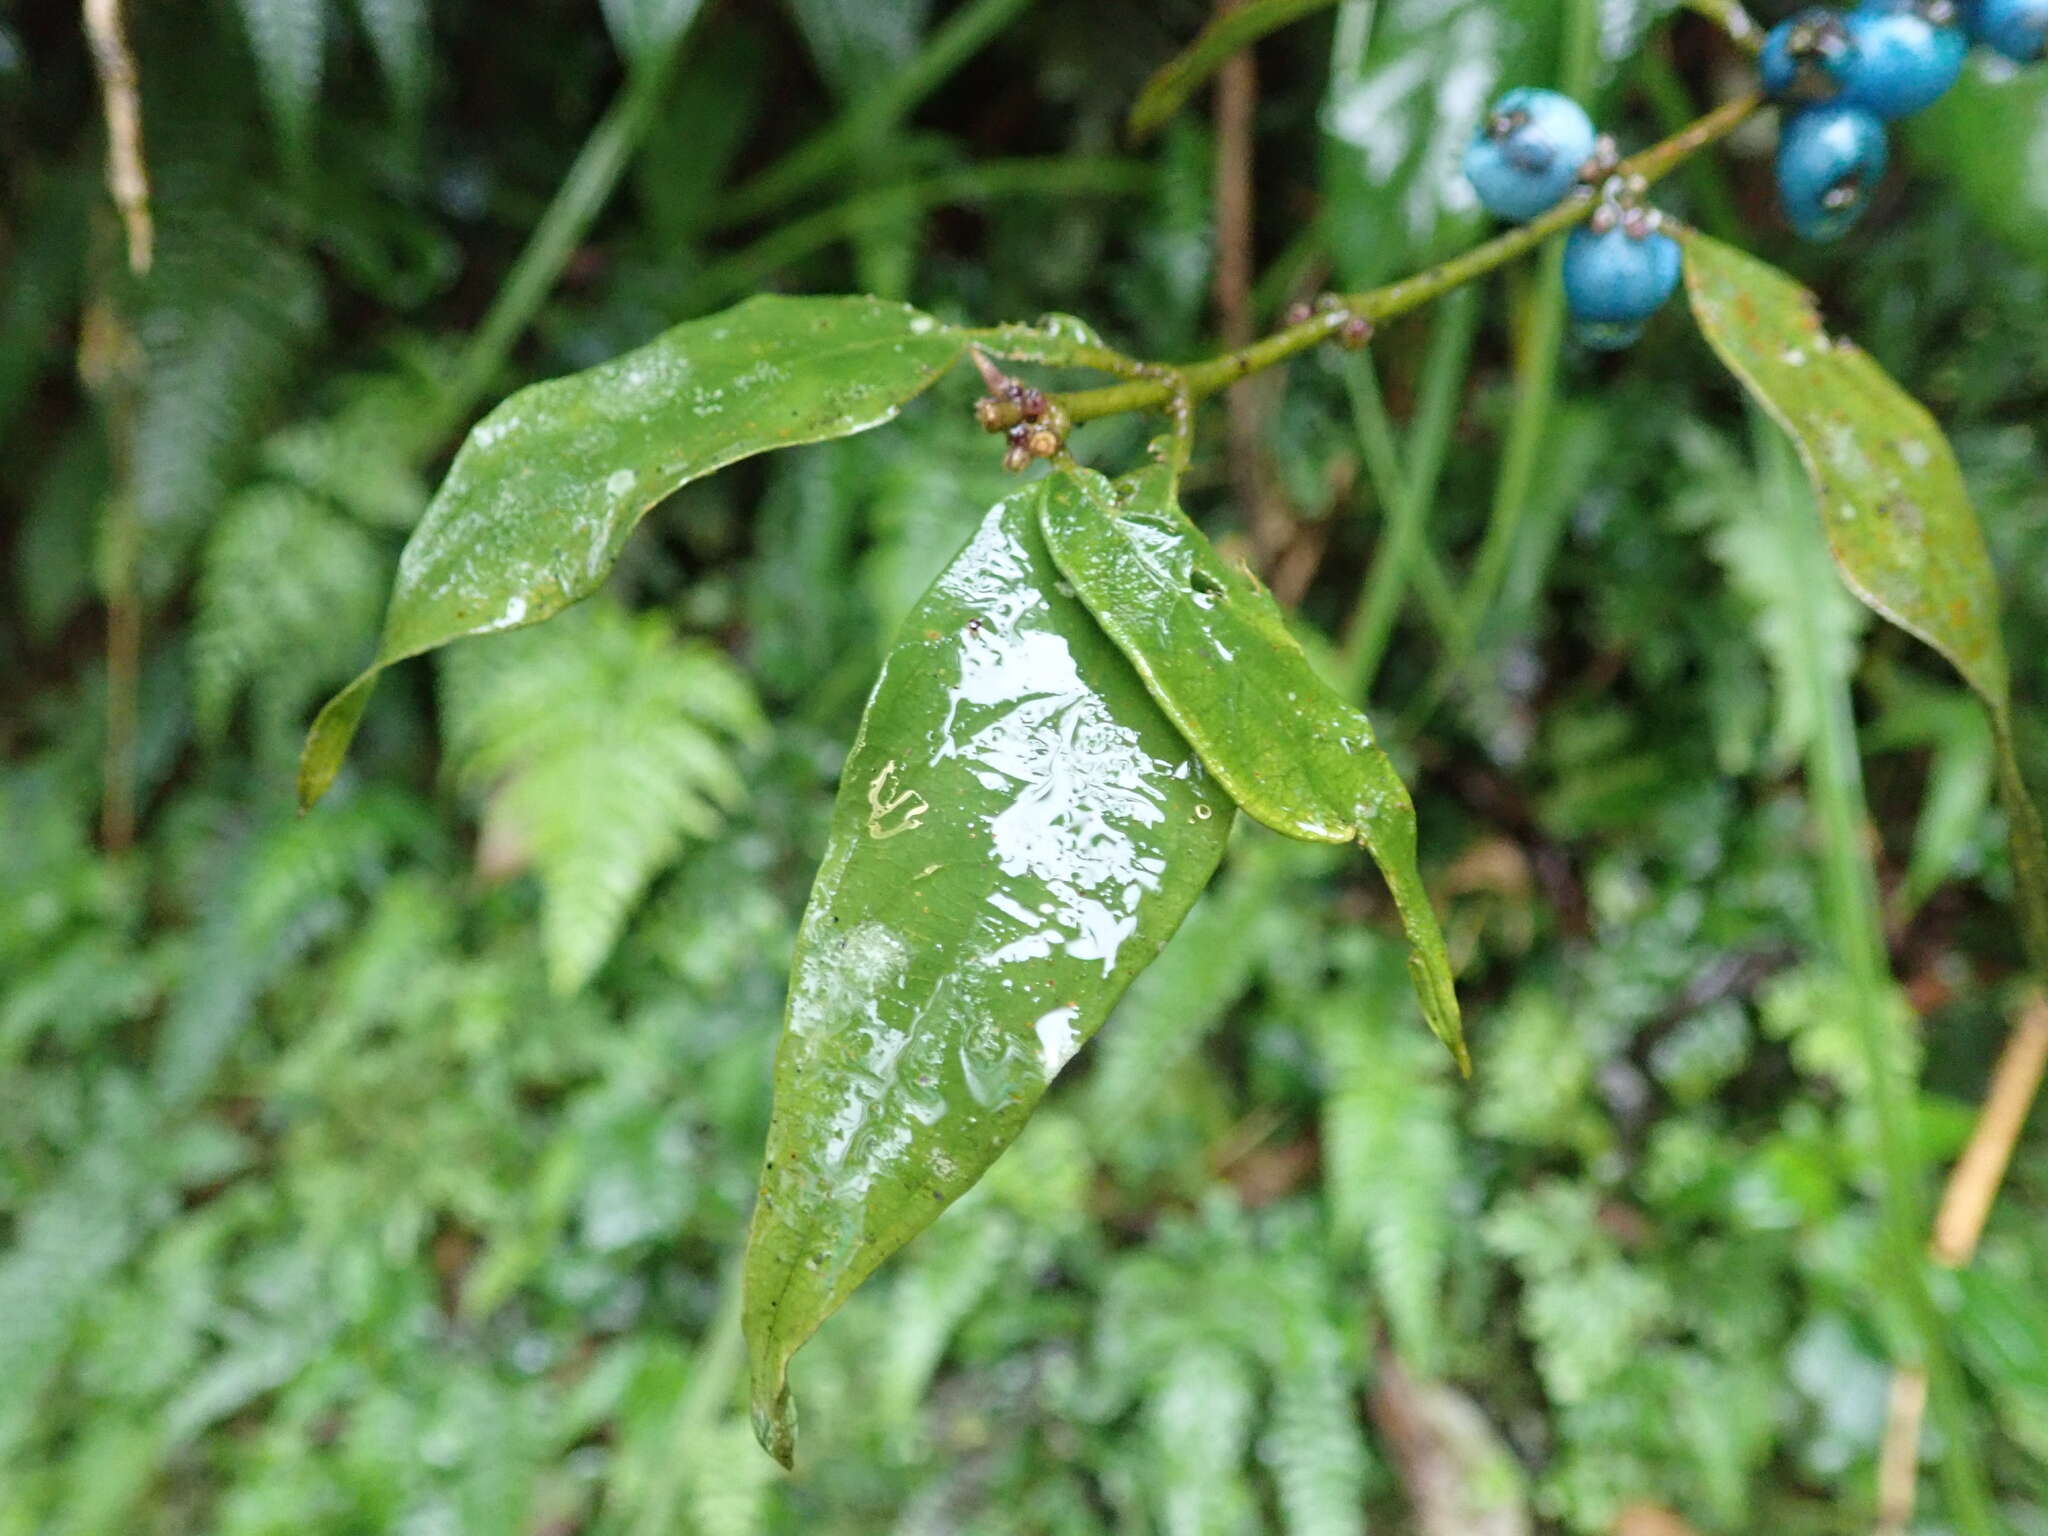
<box><xmin>234</xmin><ymin>0</ymin><xmax>326</xmax><ymax>159</ymax></box>
<box><xmin>785</xmin><ymin>0</ymin><xmax>930</xmax><ymax>101</ymax></box>
<box><xmin>1035</xmin><ymin>463</ymin><xmax>1467</xmax><ymax>1071</ymax></box>
<box><xmin>299</xmin><ymin>294</ymin><xmax>964</xmax><ymax>809</ymax></box>
<box><xmin>347</xmin><ymin>0</ymin><xmax>431</xmax><ymax>117</ymax></box>
<box><xmin>742</xmin><ymin>485</ymin><xmax>1234</xmax><ymax>1466</ymax></box>
<box><xmin>1126</xmin><ymin>0</ymin><xmax>1337</xmax><ymax>141</ymax></box>
<box><xmin>194</xmin><ymin>485</ymin><xmax>385</xmax><ymax>746</ymax></box>
<box><xmin>1678</xmin><ymin>227</ymin><xmax>2048</xmax><ymax>974</ymax></box>
<box><xmin>600</xmin><ymin>0</ymin><xmax>705</xmax><ymax>69</ymax></box>
<box><xmin>136</xmin><ymin>209</ymin><xmax>324</xmax><ymax>595</ymax></box>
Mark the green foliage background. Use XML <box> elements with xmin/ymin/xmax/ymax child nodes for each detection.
<box><xmin>8</xmin><ymin>0</ymin><xmax>2048</xmax><ymax>1530</ymax></box>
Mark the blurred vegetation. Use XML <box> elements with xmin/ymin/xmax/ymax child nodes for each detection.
<box><xmin>8</xmin><ymin>0</ymin><xmax>2048</xmax><ymax>1531</ymax></box>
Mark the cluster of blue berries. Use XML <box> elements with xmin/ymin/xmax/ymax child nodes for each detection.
<box><xmin>1459</xmin><ymin>0</ymin><xmax>2044</xmax><ymax>350</ymax></box>
<box><xmin>1764</xmin><ymin>0</ymin><xmax>2042</xmax><ymax>240</ymax></box>
<box><xmin>1462</xmin><ymin>90</ymin><xmax>1683</xmax><ymax>350</ymax></box>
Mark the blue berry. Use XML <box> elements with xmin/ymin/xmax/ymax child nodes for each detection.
<box><xmin>1776</xmin><ymin>103</ymin><xmax>1890</xmax><ymax>241</ymax></box>
<box><xmin>1762</xmin><ymin>8</ymin><xmax>1859</xmax><ymax>100</ymax></box>
<box><xmin>1838</xmin><ymin>3</ymin><xmax>1967</xmax><ymax>117</ymax></box>
<box><xmin>1963</xmin><ymin>0</ymin><xmax>2048</xmax><ymax>60</ymax></box>
<box><xmin>1563</xmin><ymin>217</ymin><xmax>1683</xmax><ymax>351</ymax></box>
<box><xmin>1462</xmin><ymin>88</ymin><xmax>1598</xmax><ymax>222</ymax></box>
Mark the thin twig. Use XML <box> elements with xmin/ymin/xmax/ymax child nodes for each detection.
<box><xmin>83</xmin><ymin>0</ymin><xmax>152</xmax><ymax>274</ymax></box>
<box><xmin>1933</xmin><ymin>992</ymin><xmax>2048</xmax><ymax>1268</ymax></box>
<box><xmin>1047</xmin><ymin>92</ymin><xmax>1764</xmax><ymax>428</ymax></box>
<box><xmin>1876</xmin><ymin>991</ymin><xmax>2048</xmax><ymax>1532</ymax></box>
<box><xmin>438</xmin><ymin>30</ymin><xmax>693</xmax><ymax>436</ymax></box>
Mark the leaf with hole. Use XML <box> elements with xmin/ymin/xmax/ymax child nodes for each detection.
<box><xmin>743</xmin><ymin>482</ymin><xmax>1234</xmax><ymax>1466</ymax></box>
<box><xmin>299</xmin><ymin>294</ymin><xmax>964</xmax><ymax>809</ymax></box>
<box><xmin>1035</xmin><ymin>463</ymin><xmax>1466</xmax><ymax>1071</ymax></box>
<box><xmin>1679</xmin><ymin>226</ymin><xmax>2048</xmax><ymax>972</ymax></box>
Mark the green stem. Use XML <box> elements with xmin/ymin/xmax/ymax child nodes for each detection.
<box><xmin>630</xmin><ymin>1255</ymin><xmax>750</xmax><ymax>1536</ymax></box>
<box><xmin>438</xmin><ymin>47</ymin><xmax>687</xmax><ymax>436</ymax></box>
<box><xmin>1051</xmin><ymin>91</ymin><xmax>1762</xmax><ymax>427</ymax></box>
<box><xmin>1414</xmin><ymin>0</ymin><xmax>1595</xmax><ymax>711</ymax></box>
<box><xmin>1447</xmin><ymin>247</ymin><xmax>1567</xmax><ymax>660</ymax></box>
<box><xmin>1337</xmin><ymin>284</ymin><xmax>1478</xmax><ymax>696</ymax></box>
<box><xmin>1637</xmin><ymin>43</ymin><xmax>1746</xmax><ymax>243</ymax></box>
<box><xmin>1800</xmin><ymin>530</ymin><xmax>1998</xmax><ymax>1533</ymax></box>
<box><xmin>714</xmin><ymin>0</ymin><xmax>1036</xmax><ymax>228</ymax></box>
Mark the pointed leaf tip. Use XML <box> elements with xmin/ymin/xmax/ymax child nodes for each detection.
<box><xmin>1035</xmin><ymin>463</ymin><xmax>1466</xmax><ymax>1070</ymax></box>
<box><xmin>1679</xmin><ymin>226</ymin><xmax>2048</xmax><ymax>974</ymax></box>
<box><xmin>297</xmin><ymin>673</ymin><xmax>377</xmax><ymax>811</ymax></box>
<box><xmin>741</xmin><ymin>483</ymin><xmax>1232</xmax><ymax>1451</ymax></box>
<box><xmin>296</xmin><ymin>295</ymin><xmax>963</xmax><ymax>796</ymax></box>
<box><xmin>750</xmin><ymin>1375</ymin><xmax>796</xmax><ymax>1469</ymax></box>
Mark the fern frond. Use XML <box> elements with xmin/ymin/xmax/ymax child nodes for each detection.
<box><xmin>685</xmin><ymin>1416</ymin><xmax>778</xmax><ymax>1536</ymax></box>
<box><xmin>439</xmin><ymin>600</ymin><xmax>765</xmax><ymax>994</ymax></box>
<box><xmin>258</xmin><ymin>373</ymin><xmax>432</xmax><ymax>530</ymax></box>
<box><xmin>1256</xmin><ymin>1258</ymin><xmax>1369</xmax><ymax>1536</ymax></box>
<box><xmin>877</xmin><ymin>1207</ymin><xmax>1015</xmax><ymax>1435</ymax></box>
<box><xmin>1668</xmin><ymin>422</ymin><xmax>1864</xmax><ymax>773</ymax></box>
<box><xmin>1482</xmin><ymin>1183</ymin><xmax>1674</xmax><ymax>1409</ymax></box>
<box><xmin>1147</xmin><ymin>1341</ymin><xmax>1260</xmax><ymax>1536</ymax></box>
<box><xmin>1314</xmin><ymin>938</ymin><xmax>1457</xmax><ymax>1375</ymax></box>
<box><xmin>0</xmin><ymin>1081</ymin><xmax>168</xmax><ymax>1446</ymax></box>
<box><xmin>14</xmin><ymin>425</ymin><xmax>108</xmax><ymax>642</ymax></box>
<box><xmin>135</xmin><ymin>207</ymin><xmax>323</xmax><ymax>592</ymax></box>
<box><xmin>156</xmin><ymin>786</ymin><xmax>439</xmax><ymax>1104</ymax></box>
<box><xmin>193</xmin><ymin>484</ymin><xmax>385</xmax><ymax>750</ymax></box>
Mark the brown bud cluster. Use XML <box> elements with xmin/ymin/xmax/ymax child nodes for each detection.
<box><xmin>972</xmin><ymin>350</ymin><xmax>1070</xmax><ymax>470</ymax></box>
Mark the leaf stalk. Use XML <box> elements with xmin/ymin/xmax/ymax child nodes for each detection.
<box><xmin>1028</xmin><ymin>92</ymin><xmax>1763</xmax><ymax>430</ymax></box>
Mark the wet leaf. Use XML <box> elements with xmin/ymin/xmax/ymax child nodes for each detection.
<box><xmin>1035</xmin><ymin>463</ymin><xmax>1467</xmax><ymax>1071</ymax></box>
<box><xmin>1127</xmin><ymin>0</ymin><xmax>1338</xmax><ymax>141</ymax></box>
<box><xmin>743</xmin><ymin>484</ymin><xmax>1234</xmax><ymax>1466</ymax></box>
<box><xmin>299</xmin><ymin>294</ymin><xmax>964</xmax><ymax>808</ymax></box>
<box><xmin>1680</xmin><ymin>228</ymin><xmax>2048</xmax><ymax>971</ymax></box>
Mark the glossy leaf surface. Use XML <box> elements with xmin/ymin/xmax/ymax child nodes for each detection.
<box><xmin>744</xmin><ymin>485</ymin><xmax>1234</xmax><ymax>1466</ymax></box>
<box><xmin>299</xmin><ymin>294</ymin><xmax>964</xmax><ymax>808</ymax></box>
<box><xmin>1036</xmin><ymin>464</ymin><xmax>1466</xmax><ymax>1071</ymax></box>
<box><xmin>1680</xmin><ymin>227</ymin><xmax>2048</xmax><ymax>969</ymax></box>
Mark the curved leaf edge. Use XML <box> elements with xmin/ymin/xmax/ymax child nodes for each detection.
<box><xmin>1037</xmin><ymin>462</ymin><xmax>1469</xmax><ymax>1073</ymax></box>
<box><xmin>297</xmin><ymin>296</ymin><xmax>968</xmax><ymax>809</ymax></box>
<box><xmin>742</xmin><ymin>481</ymin><xmax>1235</xmax><ymax>1464</ymax></box>
<box><xmin>1677</xmin><ymin>226</ymin><xmax>2048</xmax><ymax>976</ymax></box>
